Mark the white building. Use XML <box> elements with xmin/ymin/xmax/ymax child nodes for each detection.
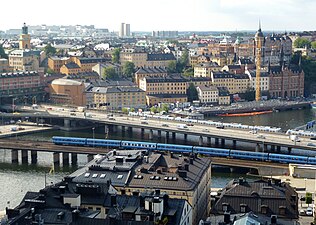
<box><xmin>245</xmin><ymin>69</ymin><xmax>270</xmax><ymax>92</ymax></box>
<box><xmin>197</xmin><ymin>85</ymin><xmax>219</xmax><ymax>104</ymax></box>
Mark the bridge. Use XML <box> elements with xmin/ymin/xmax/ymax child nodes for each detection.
<box><xmin>3</xmin><ymin>106</ymin><xmax>316</xmax><ymax>154</ymax></box>
<box><xmin>0</xmin><ymin>139</ymin><xmax>290</xmax><ymax>176</ymax></box>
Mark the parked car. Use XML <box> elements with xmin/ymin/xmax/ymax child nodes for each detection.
<box><xmin>256</xmin><ymin>135</ymin><xmax>266</xmax><ymax>139</ymax></box>
<box><xmin>161</xmin><ymin>124</ymin><xmax>169</xmax><ymax>127</ymax></box>
<box><xmin>306</xmin><ymin>207</ymin><xmax>313</xmax><ymax>216</ymax></box>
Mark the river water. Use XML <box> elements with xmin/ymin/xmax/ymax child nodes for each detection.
<box><xmin>1</xmin><ymin>108</ymin><xmax>316</xmax><ymax>209</ymax></box>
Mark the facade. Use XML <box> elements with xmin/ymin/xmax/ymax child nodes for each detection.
<box><xmin>134</xmin><ymin>67</ymin><xmax>167</xmax><ymax>85</ymax></box>
<box><xmin>218</xmin><ymin>87</ymin><xmax>231</xmax><ymax>105</ymax></box>
<box><xmin>92</xmin><ymin>62</ymin><xmax>122</xmax><ymax>77</ymax></box>
<box><xmin>211</xmin><ymin>71</ymin><xmax>250</xmax><ymax>94</ymax></box>
<box><xmin>268</xmin><ymin>64</ymin><xmax>304</xmax><ymax>99</ymax></box>
<box><xmin>48</xmin><ymin>56</ymin><xmax>70</xmax><ymax>73</ymax></box>
<box><xmin>49</xmin><ymin>78</ymin><xmax>86</xmax><ymax>106</ymax></box>
<box><xmin>120</xmin><ymin>50</ymin><xmax>176</xmax><ymax>68</ymax></box>
<box><xmin>190</xmin><ymin>54</ymin><xmax>210</xmax><ymax>66</ymax></box>
<box><xmin>19</xmin><ymin>23</ymin><xmax>31</xmax><ymax>50</ymax></box>
<box><xmin>246</xmin><ymin>69</ymin><xmax>270</xmax><ymax>92</ymax></box>
<box><xmin>0</xmin><ymin>58</ymin><xmax>9</xmax><ymax>73</ymax></box>
<box><xmin>212</xmin><ymin>178</ymin><xmax>298</xmax><ymax>219</ymax></box>
<box><xmin>70</xmin><ymin>150</ymin><xmax>211</xmax><ymax>225</ymax></box>
<box><xmin>197</xmin><ymin>85</ymin><xmax>219</xmax><ymax>103</ymax></box>
<box><xmin>194</xmin><ymin>62</ymin><xmax>221</xmax><ymax>77</ymax></box>
<box><xmin>60</xmin><ymin>62</ymin><xmax>81</xmax><ymax>75</ymax></box>
<box><xmin>92</xmin><ymin>86</ymin><xmax>146</xmax><ymax>110</ymax></box>
<box><xmin>0</xmin><ymin>71</ymin><xmax>45</xmax><ymax>99</ymax></box>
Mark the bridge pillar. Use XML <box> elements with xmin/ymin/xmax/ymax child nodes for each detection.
<box><xmin>141</xmin><ymin>128</ymin><xmax>145</xmax><ymax>138</ymax></box>
<box><xmin>53</xmin><ymin>152</ymin><xmax>60</xmax><ymax>166</ymax></box>
<box><xmin>276</xmin><ymin>146</ymin><xmax>281</xmax><ymax>153</ymax></box>
<box><xmin>62</xmin><ymin>153</ymin><xmax>69</xmax><ymax>166</ymax></box>
<box><xmin>149</xmin><ymin>129</ymin><xmax>154</xmax><ymax>140</ymax></box>
<box><xmin>255</xmin><ymin>143</ymin><xmax>260</xmax><ymax>152</ymax></box>
<box><xmin>215</xmin><ymin>138</ymin><xmax>219</xmax><ymax>146</ymax></box>
<box><xmin>184</xmin><ymin>134</ymin><xmax>188</xmax><ymax>142</ymax></box>
<box><xmin>64</xmin><ymin>119</ymin><xmax>70</xmax><ymax>128</ymax></box>
<box><xmin>232</xmin><ymin>140</ymin><xmax>237</xmax><ymax>149</ymax></box>
<box><xmin>71</xmin><ymin>153</ymin><xmax>78</xmax><ymax>165</ymax></box>
<box><xmin>11</xmin><ymin>150</ymin><xmax>18</xmax><ymax>164</ymax></box>
<box><xmin>70</xmin><ymin>120</ymin><xmax>76</xmax><ymax>128</ymax></box>
<box><xmin>31</xmin><ymin>150</ymin><xmax>37</xmax><ymax>164</ymax></box>
<box><xmin>121</xmin><ymin>126</ymin><xmax>125</xmax><ymax>132</ymax></box>
<box><xmin>87</xmin><ymin>154</ymin><xmax>94</xmax><ymax>162</ymax></box>
<box><xmin>21</xmin><ymin>150</ymin><xmax>28</xmax><ymax>164</ymax></box>
<box><xmin>207</xmin><ymin>137</ymin><xmax>211</xmax><ymax>146</ymax></box>
<box><xmin>263</xmin><ymin>144</ymin><xmax>268</xmax><ymax>152</ymax></box>
<box><xmin>172</xmin><ymin>132</ymin><xmax>176</xmax><ymax>140</ymax></box>
<box><xmin>221</xmin><ymin>139</ymin><xmax>225</xmax><ymax>147</ymax></box>
<box><xmin>271</xmin><ymin>145</ymin><xmax>275</xmax><ymax>152</ymax></box>
<box><xmin>127</xmin><ymin>127</ymin><xmax>132</xmax><ymax>133</ymax></box>
<box><xmin>157</xmin><ymin>130</ymin><xmax>162</xmax><ymax>139</ymax></box>
<box><xmin>288</xmin><ymin>147</ymin><xmax>292</xmax><ymax>154</ymax></box>
<box><xmin>199</xmin><ymin>136</ymin><xmax>203</xmax><ymax>146</ymax></box>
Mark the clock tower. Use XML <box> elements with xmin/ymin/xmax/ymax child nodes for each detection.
<box><xmin>19</xmin><ymin>23</ymin><xmax>31</xmax><ymax>50</ymax></box>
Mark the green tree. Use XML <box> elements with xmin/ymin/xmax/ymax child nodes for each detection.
<box><xmin>44</xmin><ymin>43</ymin><xmax>56</xmax><ymax>56</ymax></box>
<box><xmin>311</xmin><ymin>41</ymin><xmax>316</xmax><ymax>49</ymax></box>
<box><xmin>103</xmin><ymin>67</ymin><xmax>118</xmax><ymax>79</ymax></box>
<box><xmin>122</xmin><ymin>108</ymin><xmax>129</xmax><ymax>113</ymax></box>
<box><xmin>187</xmin><ymin>83</ymin><xmax>199</xmax><ymax>102</ymax></box>
<box><xmin>179</xmin><ymin>49</ymin><xmax>189</xmax><ymax>68</ymax></box>
<box><xmin>183</xmin><ymin>67</ymin><xmax>194</xmax><ymax>77</ymax></box>
<box><xmin>0</xmin><ymin>45</ymin><xmax>8</xmax><ymax>59</ymax></box>
<box><xmin>294</xmin><ymin>38</ymin><xmax>311</xmax><ymax>48</ymax></box>
<box><xmin>167</xmin><ymin>61</ymin><xmax>177</xmax><ymax>73</ymax></box>
<box><xmin>112</xmin><ymin>48</ymin><xmax>120</xmax><ymax>63</ymax></box>
<box><xmin>123</xmin><ymin>61</ymin><xmax>135</xmax><ymax>78</ymax></box>
<box><xmin>130</xmin><ymin>108</ymin><xmax>135</xmax><ymax>112</ymax></box>
<box><xmin>150</xmin><ymin>106</ymin><xmax>158</xmax><ymax>113</ymax></box>
<box><xmin>161</xmin><ymin>104</ymin><xmax>169</xmax><ymax>113</ymax></box>
<box><xmin>306</xmin><ymin>192</ymin><xmax>312</xmax><ymax>205</ymax></box>
<box><xmin>46</xmin><ymin>68</ymin><xmax>55</xmax><ymax>74</ymax></box>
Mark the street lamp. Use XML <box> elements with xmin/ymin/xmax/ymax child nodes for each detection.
<box><xmin>305</xmin><ymin>178</ymin><xmax>307</xmax><ymax>191</ymax></box>
<box><xmin>92</xmin><ymin>127</ymin><xmax>95</xmax><ymax>148</ymax></box>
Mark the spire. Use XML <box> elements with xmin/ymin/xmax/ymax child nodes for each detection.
<box><xmin>258</xmin><ymin>19</ymin><xmax>262</xmax><ymax>32</ymax></box>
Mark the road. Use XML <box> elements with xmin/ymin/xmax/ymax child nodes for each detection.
<box><xmin>10</xmin><ymin>105</ymin><xmax>316</xmax><ymax>152</ymax></box>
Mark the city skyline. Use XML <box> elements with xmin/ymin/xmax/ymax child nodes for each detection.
<box><xmin>0</xmin><ymin>0</ymin><xmax>315</xmax><ymax>32</ymax></box>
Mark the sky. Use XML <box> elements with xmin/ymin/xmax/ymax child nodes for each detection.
<box><xmin>0</xmin><ymin>0</ymin><xmax>315</xmax><ymax>32</ymax></box>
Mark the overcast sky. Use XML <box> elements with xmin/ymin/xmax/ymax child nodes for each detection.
<box><xmin>0</xmin><ymin>0</ymin><xmax>315</xmax><ymax>32</ymax></box>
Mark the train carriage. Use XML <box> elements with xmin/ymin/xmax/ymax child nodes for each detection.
<box><xmin>269</xmin><ymin>153</ymin><xmax>308</xmax><ymax>164</ymax></box>
<box><xmin>121</xmin><ymin>141</ymin><xmax>157</xmax><ymax>150</ymax></box>
<box><xmin>230</xmin><ymin>150</ymin><xmax>269</xmax><ymax>161</ymax></box>
<box><xmin>193</xmin><ymin>146</ymin><xmax>229</xmax><ymax>157</ymax></box>
<box><xmin>86</xmin><ymin>138</ymin><xmax>121</xmax><ymax>147</ymax></box>
<box><xmin>157</xmin><ymin>143</ymin><xmax>193</xmax><ymax>153</ymax></box>
<box><xmin>52</xmin><ymin>136</ymin><xmax>86</xmax><ymax>145</ymax></box>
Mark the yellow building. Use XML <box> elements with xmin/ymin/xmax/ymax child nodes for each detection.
<box><xmin>60</xmin><ymin>62</ymin><xmax>81</xmax><ymax>75</ymax></box>
<box><xmin>19</xmin><ymin>23</ymin><xmax>31</xmax><ymax>50</ymax></box>
<box><xmin>211</xmin><ymin>71</ymin><xmax>249</xmax><ymax>94</ymax></box>
<box><xmin>190</xmin><ymin>54</ymin><xmax>210</xmax><ymax>67</ymax></box>
<box><xmin>120</xmin><ymin>50</ymin><xmax>176</xmax><ymax>68</ymax></box>
<box><xmin>218</xmin><ymin>87</ymin><xmax>231</xmax><ymax>105</ymax></box>
<box><xmin>194</xmin><ymin>62</ymin><xmax>221</xmax><ymax>77</ymax></box>
<box><xmin>134</xmin><ymin>67</ymin><xmax>167</xmax><ymax>86</ymax></box>
<box><xmin>92</xmin><ymin>86</ymin><xmax>146</xmax><ymax>110</ymax></box>
<box><xmin>48</xmin><ymin>56</ymin><xmax>70</xmax><ymax>73</ymax></box>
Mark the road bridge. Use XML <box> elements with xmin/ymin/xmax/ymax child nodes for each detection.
<box><xmin>4</xmin><ymin>108</ymin><xmax>316</xmax><ymax>154</ymax></box>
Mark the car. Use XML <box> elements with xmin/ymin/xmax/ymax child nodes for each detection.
<box><xmin>161</xmin><ymin>124</ymin><xmax>169</xmax><ymax>127</ymax></box>
<box><xmin>202</xmin><ymin>129</ymin><xmax>209</xmax><ymax>132</ymax></box>
<box><xmin>249</xmin><ymin>130</ymin><xmax>257</xmax><ymax>134</ymax></box>
<box><xmin>70</xmin><ymin>113</ymin><xmax>76</xmax><ymax>116</ymax></box>
<box><xmin>186</xmin><ymin>123</ymin><xmax>194</xmax><ymax>126</ymax></box>
<box><xmin>307</xmin><ymin>142</ymin><xmax>316</xmax><ymax>147</ymax></box>
<box><xmin>108</xmin><ymin>117</ymin><xmax>115</xmax><ymax>120</ymax></box>
<box><xmin>306</xmin><ymin>207</ymin><xmax>313</xmax><ymax>216</ymax></box>
<box><xmin>257</xmin><ymin>135</ymin><xmax>266</xmax><ymax>139</ymax></box>
<box><xmin>141</xmin><ymin>121</ymin><xmax>148</xmax><ymax>124</ymax></box>
<box><xmin>299</xmin><ymin>209</ymin><xmax>305</xmax><ymax>216</ymax></box>
<box><xmin>216</xmin><ymin>125</ymin><xmax>224</xmax><ymax>129</ymax></box>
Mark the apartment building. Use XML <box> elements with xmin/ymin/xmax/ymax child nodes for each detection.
<box><xmin>211</xmin><ymin>71</ymin><xmax>250</xmax><ymax>94</ymax></box>
<box><xmin>0</xmin><ymin>58</ymin><xmax>9</xmax><ymax>73</ymax></box>
<box><xmin>194</xmin><ymin>62</ymin><xmax>221</xmax><ymax>77</ymax></box>
<box><xmin>197</xmin><ymin>85</ymin><xmax>219</xmax><ymax>104</ymax></box>
<box><xmin>134</xmin><ymin>66</ymin><xmax>167</xmax><ymax>85</ymax></box>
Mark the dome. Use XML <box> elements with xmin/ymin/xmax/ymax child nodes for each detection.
<box><xmin>255</xmin><ymin>28</ymin><xmax>264</xmax><ymax>38</ymax></box>
<box><xmin>51</xmin><ymin>78</ymin><xmax>82</xmax><ymax>86</ymax></box>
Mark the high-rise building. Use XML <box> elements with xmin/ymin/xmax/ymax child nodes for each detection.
<box><xmin>119</xmin><ymin>23</ymin><xmax>131</xmax><ymax>37</ymax></box>
<box><xmin>124</xmin><ymin>23</ymin><xmax>130</xmax><ymax>36</ymax></box>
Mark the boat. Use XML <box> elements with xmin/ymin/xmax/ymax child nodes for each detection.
<box><xmin>217</xmin><ymin>110</ymin><xmax>273</xmax><ymax>117</ymax></box>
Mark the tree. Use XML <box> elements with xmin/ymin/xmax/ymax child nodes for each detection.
<box><xmin>311</xmin><ymin>41</ymin><xmax>316</xmax><ymax>49</ymax></box>
<box><xmin>0</xmin><ymin>45</ymin><xmax>8</xmax><ymax>59</ymax></box>
<box><xmin>187</xmin><ymin>83</ymin><xmax>199</xmax><ymax>102</ymax></box>
<box><xmin>123</xmin><ymin>61</ymin><xmax>135</xmax><ymax>78</ymax></box>
<box><xmin>161</xmin><ymin>104</ymin><xmax>169</xmax><ymax>113</ymax></box>
<box><xmin>103</xmin><ymin>67</ymin><xmax>118</xmax><ymax>79</ymax></box>
<box><xmin>183</xmin><ymin>67</ymin><xmax>194</xmax><ymax>77</ymax></box>
<box><xmin>306</xmin><ymin>192</ymin><xmax>312</xmax><ymax>205</ymax></box>
<box><xmin>179</xmin><ymin>49</ymin><xmax>189</xmax><ymax>68</ymax></box>
<box><xmin>122</xmin><ymin>108</ymin><xmax>129</xmax><ymax>113</ymax></box>
<box><xmin>150</xmin><ymin>106</ymin><xmax>158</xmax><ymax>113</ymax></box>
<box><xmin>112</xmin><ymin>48</ymin><xmax>120</xmax><ymax>63</ymax></box>
<box><xmin>44</xmin><ymin>43</ymin><xmax>56</xmax><ymax>56</ymax></box>
<box><xmin>294</xmin><ymin>38</ymin><xmax>311</xmax><ymax>48</ymax></box>
<box><xmin>167</xmin><ymin>61</ymin><xmax>177</xmax><ymax>73</ymax></box>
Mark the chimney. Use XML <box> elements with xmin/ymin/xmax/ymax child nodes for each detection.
<box><xmin>189</xmin><ymin>158</ymin><xmax>194</xmax><ymax>165</ymax></box>
<box><xmin>113</xmin><ymin>151</ymin><xmax>116</xmax><ymax>156</ymax></box>
<box><xmin>139</xmin><ymin>195</ymin><xmax>145</xmax><ymax>208</ymax></box>
<box><xmin>178</xmin><ymin>170</ymin><xmax>187</xmax><ymax>178</ymax></box>
<box><xmin>72</xmin><ymin>209</ymin><xmax>80</xmax><ymax>222</ymax></box>
<box><xmin>184</xmin><ymin>164</ymin><xmax>189</xmax><ymax>171</ymax></box>
<box><xmin>156</xmin><ymin>169</ymin><xmax>162</xmax><ymax>174</ymax></box>
<box><xmin>116</xmin><ymin>157</ymin><xmax>124</xmax><ymax>165</ymax></box>
<box><xmin>110</xmin><ymin>194</ymin><xmax>117</xmax><ymax>207</ymax></box>
<box><xmin>238</xmin><ymin>177</ymin><xmax>244</xmax><ymax>185</ymax></box>
<box><xmin>271</xmin><ymin>215</ymin><xmax>277</xmax><ymax>225</ymax></box>
<box><xmin>121</xmin><ymin>189</ymin><xmax>126</xmax><ymax>195</ymax></box>
<box><xmin>268</xmin><ymin>179</ymin><xmax>272</xmax><ymax>186</ymax></box>
<box><xmin>224</xmin><ymin>212</ymin><xmax>230</xmax><ymax>224</ymax></box>
<box><xmin>155</xmin><ymin>189</ymin><xmax>161</xmax><ymax>196</ymax></box>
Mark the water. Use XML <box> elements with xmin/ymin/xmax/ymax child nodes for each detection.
<box><xmin>0</xmin><ymin>108</ymin><xmax>315</xmax><ymax>209</ymax></box>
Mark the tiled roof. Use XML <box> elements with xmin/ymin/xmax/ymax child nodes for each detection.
<box><xmin>147</xmin><ymin>53</ymin><xmax>176</xmax><ymax>61</ymax></box>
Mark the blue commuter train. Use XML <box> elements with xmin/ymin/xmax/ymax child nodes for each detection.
<box><xmin>52</xmin><ymin>136</ymin><xmax>316</xmax><ymax>165</ymax></box>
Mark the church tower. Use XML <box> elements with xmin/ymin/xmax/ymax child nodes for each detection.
<box><xmin>255</xmin><ymin>21</ymin><xmax>264</xmax><ymax>101</ymax></box>
<box><xmin>19</xmin><ymin>23</ymin><xmax>31</xmax><ymax>50</ymax></box>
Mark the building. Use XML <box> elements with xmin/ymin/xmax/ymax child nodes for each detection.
<box><xmin>19</xmin><ymin>23</ymin><xmax>31</xmax><ymax>50</ymax></box>
<box><xmin>190</xmin><ymin>54</ymin><xmax>210</xmax><ymax>67</ymax></box>
<box><xmin>210</xmin><ymin>71</ymin><xmax>249</xmax><ymax>94</ymax></box>
<box><xmin>212</xmin><ymin>178</ymin><xmax>298</xmax><ymax>219</ymax></box>
<box><xmin>91</xmin><ymin>86</ymin><xmax>146</xmax><ymax>110</ymax></box>
<box><xmin>218</xmin><ymin>87</ymin><xmax>231</xmax><ymax>105</ymax></box>
<box><xmin>194</xmin><ymin>62</ymin><xmax>221</xmax><ymax>77</ymax></box>
<box><xmin>119</xmin><ymin>23</ymin><xmax>131</xmax><ymax>37</ymax></box>
<box><xmin>0</xmin><ymin>58</ymin><xmax>9</xmax><ymax>73</ymax></box>
<box><xmin>120</xmin><ymin>50</ymin><xmax>176</xmax><ymax>68</ymax></box>
<box><xmin>246</xmin><ymin>69</ymin><xmax>270</xmax><ymax>93</ymax></box>
<box><xmin>60</xmin><ymin>62</ymin><xmax>81</xmax><ymax>75</ymax></box>
<box><xmin>49</xmin><ymin>78</ymin><xmax>86</xmax><ymax>106</ymax></box>
<box><xmin>4</xmin><ymin>155</ymin><xmax>191</xmax><ymax>225</ymax></box>
<box><xmin>48</xmin><ymin>56</ymin><xmax>70</xmax><ymax>73</ymax></box>
<box><xmin>221</xmin><ymin>64</ymin><xmax>244</xmax><ymax>74</ymax></box>
<box><xmin>197</xmin><ymin>85</ymin><xmax>219</xmax><ymax>104</ymax></box>
<box><xmin>69</xmin><ymin>149</ymin><xmax>211</xmax><ymax>225</ymax></box>
<box><xmin>268</xmin><ymin>63</ymin><xmax>304</xmax><ymax>99</ymax></box>
<box><xmin>0</xmin><ymin>71</ymin><xmax>45</xmax><ymax>104</ymax></box>
<box><xmin>134</xmin><ymin>67</ymin><xmax>168</xmax><ymax>85</ymax></box>
<box><xmin>139</xmin><ymin>75</ymin><xmax>188</xmax><ymax>105</ymax></box>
